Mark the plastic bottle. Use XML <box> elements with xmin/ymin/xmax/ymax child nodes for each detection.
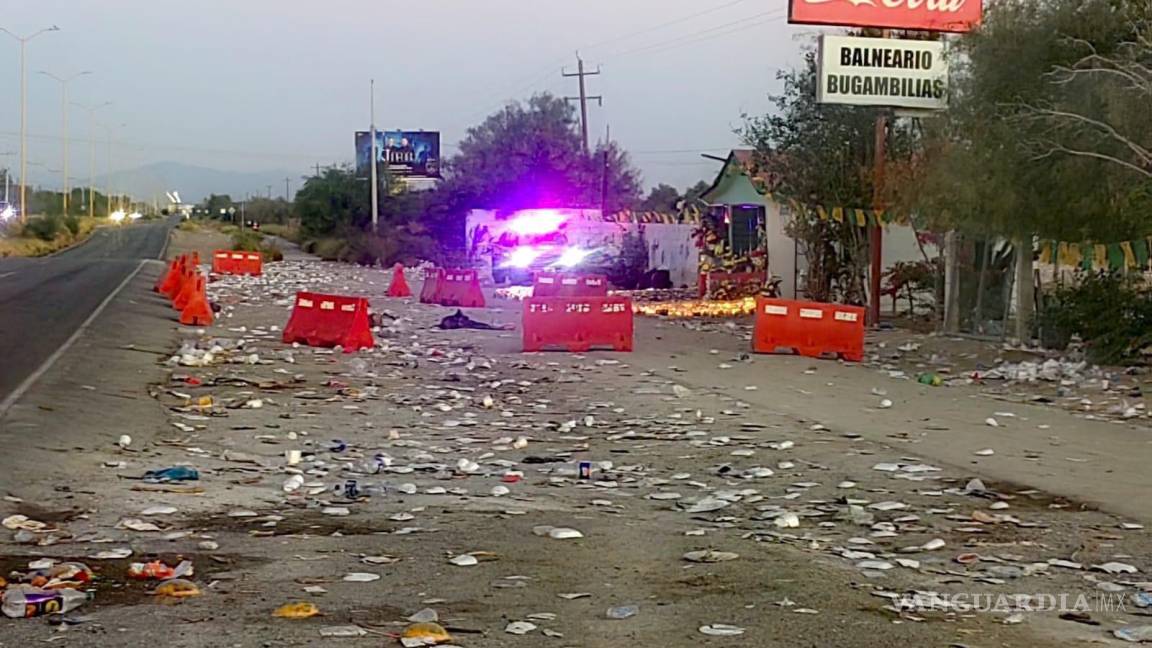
<box><xmin>143</xmin><ymin>466</ymin><xmax>200</xmax><ymax>483</ymax></box>
<box><xmin>2</xmin><ymin>586</ymin><xmax>89</xmax><ymax>618</ymax></box>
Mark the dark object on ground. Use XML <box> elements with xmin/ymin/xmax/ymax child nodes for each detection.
<box><xmin>369</xmin><ymin>311</ymin><xmax>397</xmax><ymax>328</ymax></box>
<box><xmin>437</xmin><ymin>310</ymin><xmax>513</xmax><ymax>331</ymax></box>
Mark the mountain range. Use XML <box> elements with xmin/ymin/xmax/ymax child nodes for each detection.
<box><xmin>95</xmin><ymin>161</ymin><xmax>304</xmax><ymax>204</ymax></box>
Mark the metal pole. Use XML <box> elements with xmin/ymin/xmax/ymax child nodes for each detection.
<box><xmin>61</xmin><ymin>81</ymin><xmax>68</xmax><ymax>214</ymax></box>
<box><xmin>106</xmin><ymin>126</ymin><xmax>113</xmax><ymax>215</ymax></box>
<box><xmin>0</xmin><ymin>26</ymin><xmax>59</xmax><ymax>221</ymax></box>
<box><xmin>576</xmin><ymin>58</ymin><xmax>589</xmax><ymax>154</ymax></box>
<box><xmin>869</xmin><ymin>112</ymin><xmax>886</xmax><ymax>325</ymax></box>
<box><xmin>369</xmin><ymin>78</ymin><xmax>379</xmax><ymax>235</ymax></box>
<box><xmin>89</xmin><ymin>111</ymin><xmax>96</xmax><ymax>217</ymax></box>
<box><xmin>19</xmin><ymin>39</ymin><xmax>27</xmax><ymax>220</ymax></box>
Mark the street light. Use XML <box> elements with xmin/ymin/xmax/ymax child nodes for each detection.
<box><xmin>38</xmin><ymin>69</ymin><xmax>92</xmax><ymax>216</ymax></box>
<box><xmin>1</xmin><ymin>24</ymin><xmax>61</xmax><ymax>222</ymax></box>
<box><xmin>99</xmin><ymin>121</ymin><xmax>127</xmax><ymax>215</ymax></box>
<box><xmin>72</xmin><ymin>100</ymin><xmax>112</xmax><ymax>216</ymax></box>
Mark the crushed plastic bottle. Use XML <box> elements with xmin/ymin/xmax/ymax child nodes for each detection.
<box><xmin>143</xmin><ymin>466</ymin><xmax>199</xmax><ymax>483</ymax></box>
<box><xmin>2</xmin><ymin>586</ymin><xmax>90</xmax><ymax>618</ymax></box>
<box><xmin>127</xmin><ymin>560</ymin><xmax>193</xmax><ymax>581</ymax></box>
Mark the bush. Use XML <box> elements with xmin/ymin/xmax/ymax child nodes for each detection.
<box><xmin>261</xmin><ymin>223</ymin><xmax>302</xmax><ymax>243</ymax></box>
<box><xmin>23</xmin><ymin>215</ymin><xmax>64</xmax><ymax>241</ymax></box>
<box><xmin>261</xmin><ymin>241</ymin><xmax>285</xmax><ymax>262</ymax></box>
<box><xmin>1037</xmin><ymin>271</ymin><xmax>1152</xmax><ymax>363</ymax></box>
<box><xmin>310</xmin><ymin>237</ymin><xmax>346</xmax><ymax>261</ymax></box>
<box><xmin>62</xmin><ymin>215</ymin><xmax>82</xmax><ymax>237</ymax></box>
<box><xmin>230</xmin><ymin>229</ymin><xmax>264</xmax><ymax>251</ymax></box>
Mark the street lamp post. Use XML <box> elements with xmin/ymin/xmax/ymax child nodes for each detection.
<box><xmin>38</xmin><ymin>70</ymin><xmax>92</xmax><ymax>216</ymax></box>
<box><xmin>102</xmin><ymin>122</ymin><xmax>126</xmax><ymax>214</ymax></box>
<box><xmin>72</xmin><ymin>101</ymin><xmax>112</xmax><ymax>217</ymax></box>
<box><xmin>1</xmin><ymin>25</ymin><xmax>60</xmax><ymax>222</ymax></box>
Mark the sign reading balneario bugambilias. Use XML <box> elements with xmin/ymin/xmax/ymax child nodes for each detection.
<box><xmin>817</xmin><ymin>35</ymin><xmax>948</xmax><ymax>110</ymax></box>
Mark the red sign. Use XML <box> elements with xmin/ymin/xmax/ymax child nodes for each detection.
<box><xmin>788</xmin><ymin>0</ymin><xmax>982</xmax><ymax>33</ymax></box>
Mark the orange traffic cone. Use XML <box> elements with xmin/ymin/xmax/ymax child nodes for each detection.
<box><xmin>386</xmin><ymin>263</ymin><xmax>412</xmax><ymax>298</ymax></box>
<box><xmin>191</xmin><ymin>251</ymin><xmax>201</xmax><ymax>268</ymax></box>
<box><xmin>160</xmin><ymin>256</ymin><xmax>186</xmax><ymax>298</ymax></box>
<box><xmin>179</xmin><ymin>276</ymin><xmax>214</xmax><ymax>326</ymax></box>
<box><xmin>173</xmin><ymin>269</ymin><xmax>200</xmax><ymax>310</ymax></box>
<box><xmin>155</xmin><ymin>259</ymin><xmax>178</xmax><ymax>293</ymax></box>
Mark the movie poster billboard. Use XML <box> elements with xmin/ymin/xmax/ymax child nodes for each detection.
<box><xmin>788</xmin><ymin>0</ymin><xmax>982</xmax><ymax>33</ymax></box>
<box><xmin>355</xmin><ymin>130</ymin><xmax>441</xmax><ymax>178</ymax></box>
<box><xmin>817</xmin><ymin>35</ymin><xmax>948</xmax><ymax>110</ymax></box>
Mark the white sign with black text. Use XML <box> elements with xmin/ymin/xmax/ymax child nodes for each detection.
<box><xmin>817</xmin><ymin>35</ymin><xmax>948</xmax><ymax>110</ymax></box>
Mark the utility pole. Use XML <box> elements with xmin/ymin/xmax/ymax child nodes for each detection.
<box><xmin>284</xmin><ymin>177</ymin><xmax>291</xmax><ymax>200</ymax></box>
<box><xmin>103</xmin><ymin>122</ymin><xmax>125</xmax><ymax>215</ymax></box>
<box><xmin>74</xmin><ymin>101</ymin><xmax>111</xmax><ymax>217</ymax></box>
<box><xmin>1</xmin><ymin>25</ymin><xmax>59</xmax><ymax>221</ymax></box>
<box><xmin>39</xmin><ymin>70</ymin><xmax>91</xmax><ymax>216</ymax></box>
<box><xmin>600</xmin><ymin>124</ymin><xmax>610</xmax><ymax>214</ymax></box>
<box><xmin>266</xmin><ymin>184</ymin><xmax>272</xmax><ymax>199</ymax></box>
<box><xmin>562</xmin><ymin>54</ymin><xmax>602</xmax><ymax>154</ymax></box>
<box><xmin>369</xmin><ymin>79</ymin><xmax>379</xmax><ymax>235</ymax></box>
<box><xmin>867</xmin><ymin>29</ymin><xmax>892</xmax><ymax>328</ymax></box>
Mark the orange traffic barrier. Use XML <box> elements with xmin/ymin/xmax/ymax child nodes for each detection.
<box><xmin>212</xmin><ymin>250</ymin><xmax>263</xmax><ymax>276</ymax></box>
<box><xmin>155</xmin><ymin>259</ymin><xmax>179</xmax><ymax>293</ymax></box>
<box><xmin>160</xmin><ymin>256</ymin><xmax>186</xmax><ymax>298</ymax></box>
<box><xmin>282</xmin><ymin>291</ymin><xmax>374</xmax><ymax>352</ymax></box>
<box><xmin>752</xmin><ymin>297</ymin><xmax>865</xmax><ymax>362</ymax></box>
<box><xmin>179</xmin><ymin>275</ymin><xmax>214</xmax><ymax>326</ymax></box>
<box><xmin>437</xmin><ymin>269</ymin><xmax>485</xmax><ymax>308</ymax></box>
<box><xmin>386</xmin><ymin>263</ymin><xmax>412</xmax><ymax>297</ymax></box>
<box><xmin>522</xmin><ymin>296</ymin><xmax>633</xmax><ymax>353</ymax></box>
<box><xmin>534</xmin><ymin>273</ymin><xmax>608</xmax><ymax>298</ymax></box>
<box><xmin>419</xmin><ymin>268</ymin><xmax>443</xmax><ymax>304</ymax></box>
<box><xmin>211</xmin><ymin>251</ymin><xmax>231</xmax><ymax>274</ymax></box>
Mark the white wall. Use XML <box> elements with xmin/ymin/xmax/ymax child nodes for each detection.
<box><xmin>763</xmin><ymin>200</ymin><xmax>935</xmax><ymax>300</ymax></box>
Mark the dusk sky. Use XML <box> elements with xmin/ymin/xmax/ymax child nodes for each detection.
<box><xmin>2</xmin><ymin>0</ymin><xmax>819</xmax><ymax>193</ymax></box>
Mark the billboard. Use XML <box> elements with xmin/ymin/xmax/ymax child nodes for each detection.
<box><xmin>817</xmin><ymin>35</ymin><xmax>948</xmax><ymax>110</ymax></box>
<box><xmin>355</xmin><ymin>130</ymin><xmax>441</xmax><ymax>178</ymax></box>
<box><xmin>789</xmin><ymin>0</ymin><xmax>982</xmax><ymax>33</ymax></box>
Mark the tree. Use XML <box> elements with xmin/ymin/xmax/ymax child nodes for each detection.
<box><xmin>423</xmin><ymin>92</ymin><xmax>642</xmax><ymax>250</ymax></box>
<box><xmin>740</xmin><ymin>47</ymin><xmax>918</xmax><ymax>303</ymax></box>
<box><xmin>293</xmin><ymin>167</ymin><xmax>368</xmax><ymax>238</ymax></box>
<box><xmin>1018</xmin><ymin>4</ymin><xmax>1152</xmax><ymax>181</ymax></box>
<box><xmin>200</xmin><ymin>194</ymin><xmax>236</xmax><ymax>220</ymax></box>
<box><xmin>447</xmin><ymin>93</ymin><xmax>641</xmax><ymax>210</ymax></box>
<box><xmin>683</xmin><ymin>180</ymin><xmax>711</xmax><ymax>206</ymax></box>
<box><xmin>243</xmin><ymin>197</ymin><xmax>294</xmax><ymax>225</ymax></box>
<box><xmin>587</xmin><ymin>139</ymin><xmax>642</xmax><ymax>213</ymax></box>
<box><xmin>640</xmin><ymin>183</ymin><xmax>681</xmax><ymax>212</ymax></box>
<box><xmin>909</xmin><ymin>0</ymin><xmax>1149</xmax><ymax>339</ymax></box>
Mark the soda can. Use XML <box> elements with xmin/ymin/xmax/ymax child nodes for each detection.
<box><xmin>343</xmin><ymin>479</ymin><xmax>360</xmax><ymax>499</ymax></box>
<box><xmin>578</xmin><ymin>461</ymin><xmax>592</xmax><ymax>480</ymax></box>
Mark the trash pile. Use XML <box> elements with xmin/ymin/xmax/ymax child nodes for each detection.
<box><xmin>6</xmin><ymin>256</ymin><xmax>1148</xmax><ymax>645</ymax></box>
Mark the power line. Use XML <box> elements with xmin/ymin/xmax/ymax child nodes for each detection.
<box><xmin>453</xmin><ymin>0</ymin><xmax>754</xmax><ymax>129</ymax></box>
<box><xmin>602</xmin><ymin>9</ymin><xmax>786</xmax><ymax>61</ymax></box>
<box><xmin>581</xmin><ymin>0</ymin><xmax>751</xmax><ymax>53</ymax></box>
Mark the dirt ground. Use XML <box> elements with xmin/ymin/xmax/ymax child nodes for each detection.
<box><xmin>1</xmin><ymin>231</ymin><xmax>1150</xmax><ymax>647</ymax></box>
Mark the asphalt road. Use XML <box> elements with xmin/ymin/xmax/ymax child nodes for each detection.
<box><xmin>0</xmin><ymin>218</ymin><xmax>174</xmax><ymax>411</ymax></box>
